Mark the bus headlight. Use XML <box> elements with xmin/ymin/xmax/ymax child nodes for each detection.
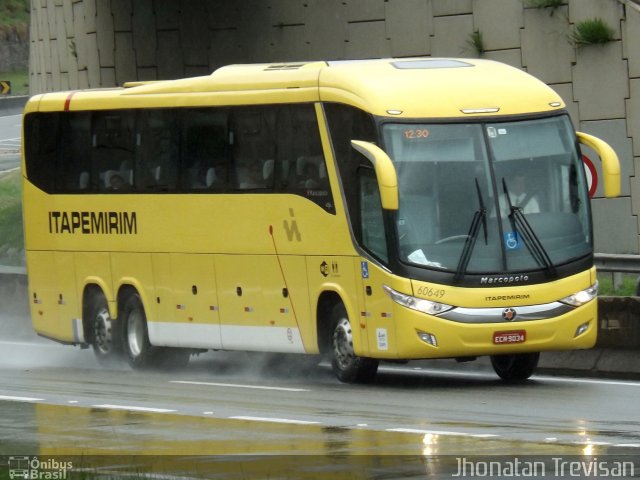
<box><xmin>383</xmin><ymin>285</ymin><xmax>453</xmax><ymax>315</ymax></box>
<box><xmin>560</xmin><ymin>282</ymin><xmax>598</xmax><ymax>307</ymax></box>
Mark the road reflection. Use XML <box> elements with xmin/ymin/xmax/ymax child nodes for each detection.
<box><xmin>0</xmin><ymin>400</ymin><xmax>631</xmax><ymax>479</ymax></box>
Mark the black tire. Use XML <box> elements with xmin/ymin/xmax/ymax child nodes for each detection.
<box><xmin>330</xmin><ymin>303</ymin><xmax>379</xmax><ymax>383</ymax></box>
<box><xmin>122</xmin><ymin>292</ymin><xmax>156</xmax><ymax>369</ymax></box>
<box><xmin>121</xmin><ymin>292</ymin><xmax>190</xmax><ymax>369</ymax></box>
<box><xmin>86</xmin><ymin>291</ymin><xmax>122</xmax><ymax>363</ymax></box>
<box><xmin>490</xmin><ymin>352</ymin><xmax>539</xmax><ymax>382</ymax></box>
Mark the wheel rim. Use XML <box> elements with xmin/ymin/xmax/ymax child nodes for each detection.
<box><xmin>93</xmin><ymin>307</ymin><xmax>112</xmax><ymax>355</ymax></box>
<box><xmin>127</xmin><ymin>309</ymin><xmax>145</xmax><ymax>358</ymax></box>
<box><xmin>333</xmin><ymin>317</ymin><xmax>356</xmax><ymax>370</ymax></box>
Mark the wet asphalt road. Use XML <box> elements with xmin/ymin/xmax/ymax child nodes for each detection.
<box><xmin>0</xmin><ymin>335</ymin><xmax>639</xmax><ymax>478</ymax></box>
<box><xmin>0</xmin><ymin>113</ymin><xmax>21</xmax><ymax>172</ymax></box>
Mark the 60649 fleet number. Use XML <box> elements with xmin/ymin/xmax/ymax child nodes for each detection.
<box><xmin>416</xmin><ymin>286</ymin><xmax>446</xmax><ymax>299</ymax></box>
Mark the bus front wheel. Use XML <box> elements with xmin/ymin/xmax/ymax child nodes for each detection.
<box><xmin>490</xmin><ymin>352</ymin><xmax>539</xmax><ymax>382</ymax></box>
<box><xmin>87</xmin><ymin>291</ymin><xmax>121</xmax><ymax>363</ymax></box>
<box><xmin>330</xmin><ymin>303</ymin><xmax>379</xmax><ymax>383</ymax></box>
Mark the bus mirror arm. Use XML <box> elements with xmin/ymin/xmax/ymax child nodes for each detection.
<box><xmin>351</xmin><ymin>140</ymin><xmax>399</xmax><ymax>210</ymax></box>
<box><xmin>576</xmin><ymin>132</ymin><xmax>621</xmax><ymax>198</ymax></box>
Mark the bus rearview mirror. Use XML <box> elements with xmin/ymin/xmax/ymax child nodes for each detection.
<box><xmin>576</xmin><ymin>132</ymin><xmax>620</xmax><ymax>198</ymax></box>
<box><xmin>351</xmin><ymin>140</ymin><xmax>399</xmax><ymax>210</ymax></box>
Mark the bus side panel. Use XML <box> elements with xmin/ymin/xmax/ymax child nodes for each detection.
<box><xmin>306</xmin><ymin>255</ymin><xmax>365</xmax><ymax>355</ymax></box>
<box><xmin>216</xmin><ymin>255</ymin><xmax>305</xmax><ymax>353</ymax></box>
<box><xmin>277</xmin><ymin>255</ymin><xmax>315</xmax><ymax>353</ymax></box>
<box><xmin>27</xmin><ymin>251</ymin><xmax>60</xmax><ymax>340</ymax></box>
<box><xmin>110</xmin><ymin>251</ymin><xmax>156</xmax><ymax>319</ymax></box>
<box><xmin>26</xmin><ymin>250</ymin><xmax>80</xmax><ymax>343</ymax></box>
<box><xmin>54</xmin><ymin>251</ymin><xmax>81</xmax><ymax>341</ymax></box>
<box><xmin>148</xmin><ymin>253</ymin><xmax>222</xmax><ymax>349</ymax></box>
<box><xmin>74</xmin><ymin>252</ymin><xmax>114</xmax><ymax>314</ymax></box>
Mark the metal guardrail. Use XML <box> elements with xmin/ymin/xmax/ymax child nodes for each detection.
<box><xmin>0</xmin><ymin>265</ymin><xmax>26</xmax><ymax>275</ymax></box>
<box><xmin>1</xmin><ymin>254</ymin><xmax>639</xmax><ymax>276</ymax></box>
<box><xmin>594</xmin><ymin>253</ymin><xmax>640</xmax><ymax>273</ymax></box>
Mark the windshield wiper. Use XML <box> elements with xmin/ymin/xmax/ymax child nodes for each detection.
<box><xmin>502</xmin><ymin>178</ymin><xmax>557</xmax><ymax>278</ymax></box>
<box><xmin>454</xmin><ymin>179</ymin><xmax>488</xmax><ymax>283</ymax></box>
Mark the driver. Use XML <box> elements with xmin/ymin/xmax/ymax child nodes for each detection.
<box><xmin>497</xmin><ymin>174</ymin><xmax>540</xmax><ymax>216</ymax></box>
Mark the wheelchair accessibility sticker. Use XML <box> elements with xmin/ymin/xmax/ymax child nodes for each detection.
<box><xmin>504</xmin><ymin>231</ymin><xmax>522</xmax><ymax>250</ymax></box>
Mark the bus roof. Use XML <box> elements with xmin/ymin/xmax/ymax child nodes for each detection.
<box><xmin>26</xmin><ymin>58</ymin><xmax>564</xmax><ymax>119</ymax></box>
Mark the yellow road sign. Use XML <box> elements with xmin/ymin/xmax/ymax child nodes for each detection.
<box><xmin>1</xmin><ymin>81</ymin><xmax>11</xmax><ymax>94</ymax></box>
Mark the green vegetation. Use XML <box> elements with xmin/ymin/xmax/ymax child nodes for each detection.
<box><xmin>0</xmin><ymin>170</ymin><xmax>24</xmax><ymax>266</ymax></box>
<box><xmin>466</xmin><ymin>30</ymin><xmax>485</xmax><ymax>57</ymax></box>
<box><xmin>597</xmin><ymin>272</ymin><xmax>638</xmax><ymax>297</ymax></box>
<box><xmin>0</xmin><ymin>0</ymin><xmax>29</xmax><ymax>26</ymax></box>
<box><xmin>0</xmin><ymin>68</ymin><xmax>28</xmax><ymax>95</ymax></box>
<box><xmin>570</xmin><ymin>18</ymin><xmax>616</xmax><ymax>47</ymax></box>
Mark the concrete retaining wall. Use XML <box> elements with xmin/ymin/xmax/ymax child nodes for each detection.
<box><xmin>25</xmin><ymin>0</ymin><xmax>640</xmax><ymax>257</ymax></box>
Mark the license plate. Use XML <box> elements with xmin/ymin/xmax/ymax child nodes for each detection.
<box><xmin>493</xmin><ymin>330</ymin><xmax>526</xmax><ymax>345</ymax></box>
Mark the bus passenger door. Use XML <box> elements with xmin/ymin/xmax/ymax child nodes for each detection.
<box><xmin>358</xmin><ymin>168</ymin><xmax>398</xmax><ymax>358</ymax></box>
<box><xmin>359</xmin><ymin>261</ymin><xmax>398</xmax><ymax>359</ymax></box>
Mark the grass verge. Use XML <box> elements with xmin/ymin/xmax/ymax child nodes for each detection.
<box><xmin>0</xmin><ymin>169</ymin><xmax>24</xmax><ymax>265</ymax></box>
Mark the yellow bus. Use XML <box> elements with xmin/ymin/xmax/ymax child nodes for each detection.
<box><xmin>22</xmin><ymin>58</ymin><xmax>620</xmax><ymax>382</ymax></box>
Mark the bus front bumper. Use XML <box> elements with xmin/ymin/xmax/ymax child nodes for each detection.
<box><xmin>389</xmin><ymin>299</ymin><xmax>597</xmax><ymax>360</ymax></box>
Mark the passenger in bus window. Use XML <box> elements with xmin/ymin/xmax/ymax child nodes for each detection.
<box><xmin>299</xmin><ymin>159</ymin><xmax>321</xmax><ymax>188</ymax></box>
<box><xmin>238</xmin><ymin>161</ymin><xmax>265</xmax><ymax>189</ymax></box>
<box><xmin>109</xmin><ymin>173</ymin><xmax>127</xmax><ymax>191</ymax></box>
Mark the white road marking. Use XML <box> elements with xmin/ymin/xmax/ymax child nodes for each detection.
<box><xmin>534</xmin><ymin>376</ymin><xmax>640</xmax><ymax>388</ymax></box>
<box><xmin>387</xmin><ymin>427</ymin><xmax>499</xmax><ymax>438</ymax></box>
<box><xmin>0</xmin><ymin>394</ymin><xmax>44</xmax><ymax>402</ymax></box>
<box><xmin>170</xmin><ymin>380</ymin><xmax>310</xmax><ymax>392</ymax></box>
<box><xmin>230</xmin><ymin>415</ymin><xmax>320</xmax><ymax>425</ymax></box>
<box><xmin>92</xmin><ymin>404</ymin><xmax>176</xmax><ymax>413</ymax></box>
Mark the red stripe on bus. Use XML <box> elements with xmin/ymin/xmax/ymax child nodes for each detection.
<box><xmin>64</xmin><ymin>92</ymin><xmax>75</xmax><ymax>111</ymax></box>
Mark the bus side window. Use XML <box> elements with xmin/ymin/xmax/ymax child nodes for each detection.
<box><xmin>180</xmin><ymin>108</ymin><xmax>231</xmax><ymax>192</ymax></box>
<box><xmin>324</xmin><ymin>103</ymin><xmax>377</xmax><ymax>216</ymax></box>
<box><xmin>92</xmin><ymin>111</ymin><xmax>136</xmax><ymax>192</ymax></box>
<box><xmin>359</xmin><ymin>167</ymin><xmax>388</xmax><ymax>263</ymax></box>
<box><xmin>138</xmin><ymin>110</ymin><xmax>179</xmax><ymax>191</ymax></box>
<box><xmin>277</xmin><ymin>104</ymin><xmax>335</xmax><ymax>213</ymax></box>
<box><xmin>23</xmin><ymin>113</ymin><xmax>60</xmax><ymax>193</ymax></box>
<box><xmin>61</xmin><ymin>113</ymin><xmax>92</xmax><ymax>192</ymax></box>
<box><xmin>231</xmin><ymin>108</ymin><xmax>275</xmax><ymax>190</ymax></box>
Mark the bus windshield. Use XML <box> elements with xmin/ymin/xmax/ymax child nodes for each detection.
<box><xmin>382</xmin><ymin>115</ymin><xmax>591</xmax><ymax>277</ymax></box>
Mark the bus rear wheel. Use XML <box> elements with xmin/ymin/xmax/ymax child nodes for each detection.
<box><xmin>87</xmin><ymin>291</ymin><xmax>121</xmax><ymax>363</ymax></box>
<box><xmin>490</xmin><ymin>352</ymin><xmax>539</xmax><ymax>382</ymax></box>
<box><xmin>122</xmin><ymin>292</ymin><xmax>190</xmax><ymax>369</ymax></box>
<box><xmin>330</xmin><ymin>304</ymin><xmax>378</xmax><ymax>383</ymax></box>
